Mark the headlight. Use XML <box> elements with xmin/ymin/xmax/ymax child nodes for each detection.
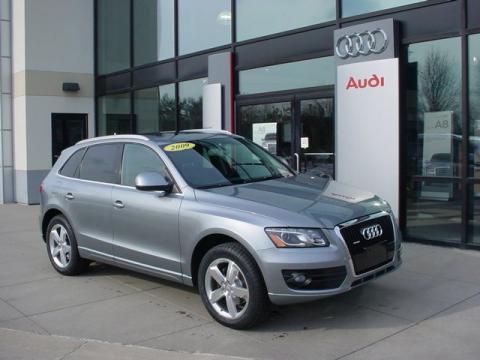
<box><xmin>265</xmin><ymin>228</ymin><xmax>330</xmax><ymax>248</ymax></box>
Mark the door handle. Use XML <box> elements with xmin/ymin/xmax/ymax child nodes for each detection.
<box><xmin>113</xmin><ymin>200</ymin><xmax>125</xmax><ymax>209</ymax></box>
<box><xmin>293</xmin><ymin>153</ymin><xmax>300</xmax><ymax>173</ymax></box>
<box><xmin>65</xmin><ymin>193</ymin><xmax>75</xmax><ymax>200</ymax></box>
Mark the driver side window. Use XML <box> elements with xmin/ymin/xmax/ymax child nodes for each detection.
<box><xmin>121</xmin><ymin>143</ymin><xmax>170</xmax><ymax>187</ymax></box>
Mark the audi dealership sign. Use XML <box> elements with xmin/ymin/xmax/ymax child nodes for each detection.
<box><xmin>335</xmin><ymin>29</ymin><xmax>389</xmax><ymax>59</ymax></box>
<box><xmin>335</xmin><ymin>19</ymin><xmax>400</xmax><ymax>217</ymax></box>
<box><xmin>334</xmin><ymin>19</ymin><xmax>396</xmax><ymax>65</ymax></box>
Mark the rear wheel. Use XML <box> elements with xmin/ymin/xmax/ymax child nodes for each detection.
<box><xmin>198</xmin><ymin>242</ymin><xmax>270</xmax><ymax>329</ymax></box>
<box><xmin>46</xmin><ymin>215</ymin><xmax>88</xmax><ymax>275</ymax></box>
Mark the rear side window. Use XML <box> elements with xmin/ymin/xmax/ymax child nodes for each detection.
<box><xmin>121</xmin><ymin>143</ymin><xmax>169</xmax><ymax>187</ymax></box>
<box><xmin>59</xmin><ymin>148</ymin><xmax>86</xmax><ymax>178</ymax></box>
<box><xmin>79</xmin><ymin>143</ymin><xmax>123</xmax><ymax>184</ymax></box>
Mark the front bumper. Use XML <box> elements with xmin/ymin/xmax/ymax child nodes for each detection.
<box><xmin>257</xmin><ymin>212</ymin><xmax>402</xmax><ymax>305</ymax></box>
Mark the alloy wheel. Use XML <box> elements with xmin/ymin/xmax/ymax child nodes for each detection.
<box><xmin>49</xmin><ymin>224</ymin><xmax>72</xmax><ymax>269</ymax></box>
<box><xmin>204</xmin><ymin>258</ymin><xmax>250</xmax><ymax>320</ymax></box>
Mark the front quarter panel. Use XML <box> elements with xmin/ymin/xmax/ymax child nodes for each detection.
<box><xmin>179</xmin><ymin>194</ymin><xmax>281</xmax><ymax>283</ymax></box>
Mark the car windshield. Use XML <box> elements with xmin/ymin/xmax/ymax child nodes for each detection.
<box><xmin>162</xmin><ymin>135</ymin><xmax>294</xmax><ymax>189</ymax></box>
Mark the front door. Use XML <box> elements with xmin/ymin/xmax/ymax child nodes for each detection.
<box><xmin>111</xmin><ymin>143</ymin><xmax>183</xmax><ymax>281</ymax></box>
<box><xmin>237</xmin><ymin>91</ymin><xmax>335</xmax><ymax>178</ymax></box>
<box><xmin>51</xmin><ymin>113</ymin><xmax>88</xmax><ymax>165</ymax></box>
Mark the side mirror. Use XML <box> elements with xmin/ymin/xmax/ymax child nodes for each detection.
<box><xmin>134</xmin><ymin>172</ymin><xmax>173</xmax><ymax>195</ymax></box>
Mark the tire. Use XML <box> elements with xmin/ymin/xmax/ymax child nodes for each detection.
<box><xmin>45</xmin><ymin>215</ymin><xmax>88</xmax><ymax>276</ymax></box>
<box><xmin>198</xmin><ymin>242</ymin><xmax>270</xmax><ymax>329</ymax></box>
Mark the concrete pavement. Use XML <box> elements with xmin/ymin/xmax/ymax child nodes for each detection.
<box><xmin>1</xmin><ymin>204</ymin><xmax>480</xmax><ymax>359</ymax></box>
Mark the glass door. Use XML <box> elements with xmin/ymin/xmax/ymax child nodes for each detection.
<box><xmin>236</xmin><ymin>91</ymin><xmax>335</xmax><ymax>176</ymax></box>
<box><xmin>237</xmin><ymin>100</ymin><xmax>293</xmax><ymax>164</ymax></box>
<box><xmin>51</xmin><ymin>113</ymin><xmax>88</xmax><ymax>165</ymax></box>
<box><xmin>297</xmin><ymin>97</ymin><xmax>335</xmax><ymax>178</ymax></box>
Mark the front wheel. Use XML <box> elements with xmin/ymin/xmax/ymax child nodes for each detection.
<box><xmin>198</xmin><ymin>243</ymin><xmax>270</xmax><ymax>329</ymax></box>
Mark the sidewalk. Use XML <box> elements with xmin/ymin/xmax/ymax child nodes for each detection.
<box><xmin>0</xmin><ymin>328</ymin><xmax>248</xmax><ymax>360</ymax></box>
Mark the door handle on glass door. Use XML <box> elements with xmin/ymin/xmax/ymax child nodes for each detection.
<box><xmin>293</xmin><ymin>153</ymin><xmax>300</xmax><ymax>173</ymax></box>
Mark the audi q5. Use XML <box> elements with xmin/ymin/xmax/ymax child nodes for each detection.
<box><xmin>39</xmin><ymin>130</ymin><xmax>402</xmax><ymax>329</ymax></box>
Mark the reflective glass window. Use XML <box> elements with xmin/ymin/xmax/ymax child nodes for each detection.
<box><xmin>469</xmin><ymin>34</ymin><xmax>480</xmax><ymax>177</ymax></box>
<box><xmin>470</xmin><ymin>185</ymin><xmax>480</xmax><ymax>244</ymax></box>
<box><xmin>237</xmin><ymin>102</ymin><xmax>292</xmax><ymax>160</ymax></box>
<box><xmin>98</xmin><ymin>93</ymin><xmax>132</xmax><ymax>136</ymax></box>
<box><xmin>179</xmin><ymin>78</ymin><xmax>207</xmax><ymax>130</ymax></box>
<box><xmin>236</xmin><ymin>0</ymin><xmax>335</xmax><ymax>41</ymax></box>
<box><xmin>79</xmin><ymin>144</ymin><xmax>123</xmax><ymax>184</ymax></box>
<box><xmin>406</xmin><ymin>38</ymin><xmax>462</xmax><ymax>178</ymax></box>
<box><xmin>342</xmin><ymin>0</ymin><xmax>426</xmax><ymax>17</ymax></box>
<box><xmin>239</xmin><ymin>57</ymin><xmax>334</xmax><ymax>95</ymax></box>
<box><xmin>97</xmin><ymin>0</ymin><xmax>130</xmax><ymax>75</ymax></box>
<box><xmin>178</xmin><ymin>0</ymin><xmax>231</xmax><ymax>55</ymax></box>
<box><xmin>121</xmin><ymin>144</ymin><xmax>168</xmax><ymax>187</ymax></box>
<box><xmin>134</xmin><ymin>0</ymin><xmax>175</xmax><ymax>66</ymax></box>
<box><xmin>59</xmin><ymin>148</ymin><xmax>86</xmax><ymax>178</ymax></box>
<box><xmin>406</xmin><ymin>180</ymin><xmax>462</xmax><ymax>243</ymax></box>
<box><xmin>134</xmin><ymin>84</ymin><xmax>176</xmax><ymax>133</ymax></box>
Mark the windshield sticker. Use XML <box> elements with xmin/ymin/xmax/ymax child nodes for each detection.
<box><xmin>164</xmin><ymin>142</ymin><xmax>196</xmax><ymax>152</ymax></box>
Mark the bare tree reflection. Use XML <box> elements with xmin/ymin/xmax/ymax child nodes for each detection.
<box><xmin>419</xmin><ymin>50</ymin><xmax>459</xmax><ymax>113</ymax></box>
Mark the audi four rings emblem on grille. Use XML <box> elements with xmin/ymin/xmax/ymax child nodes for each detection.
<box><xmin>360</xmin><ymin>224</ymin><xmax>383</xmax><ymax>240</ymax></box>
<box><xmin>335</xmin><ymin>29</ymin><xmax>388</xmax><ymax>59</ymax></box>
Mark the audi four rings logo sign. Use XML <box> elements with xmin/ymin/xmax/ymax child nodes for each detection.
<box><xmin>360</xmin><ymin>224</ymin><xmax>383</xmax><ymax>240</ymax></box>
<box><xmin>335</xmin><ymin>29</ymin><xmax>389</xmax><ymax>59</ymax></box>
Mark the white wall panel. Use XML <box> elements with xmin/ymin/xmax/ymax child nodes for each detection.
<box><xmin>25</xmin><ymin>0</ymin><xmax>93</xmax><ymax>74</ymax></box>
<box><xmin>25</xmin><ymin>96</ymin><xmax>94</xmax><ymax>170</ymax></box>
<box><xmin>336</xmin><ymin>58</ymin><xmax>400</xmax><ymax>216</ymax></box>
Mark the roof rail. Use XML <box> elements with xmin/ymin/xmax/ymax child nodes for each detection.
<box><xmin>76</xmin><ymin>134</ymin><xmax>150</xmax><ymax>145</ymax></box>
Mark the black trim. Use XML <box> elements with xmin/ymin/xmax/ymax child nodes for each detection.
<box><xmin>461</xmin><ymin>0</ymin><xmax>469</xmax><ymax>245</ymax></box>
<box><xmin>282</xmin><ymin>266</ymin><xmax>347</xmax><ymax>291</ymax></box>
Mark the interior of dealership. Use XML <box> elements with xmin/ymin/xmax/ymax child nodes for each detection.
<box><xmin>94</xmin><ymin>0</ymin><xmax>480</xmax><ymax>249</ymax></box>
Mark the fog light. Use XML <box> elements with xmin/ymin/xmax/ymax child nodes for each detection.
<box><xmin>289</xmin><ymin>272</ymin><xmax>312</xmax><ymax>287</ymax></box>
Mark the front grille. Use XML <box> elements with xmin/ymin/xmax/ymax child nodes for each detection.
<box><xmin>282</xmin><ymin>266</ymin><xmax>347</xmax><ymax>291</ymax></box>
<box><xmin>340</xmin><ymin>214</ymin><xmax>395</xmax><ymax>275</ymax></box>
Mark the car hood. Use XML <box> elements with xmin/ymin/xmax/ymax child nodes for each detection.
<box><xmin>194</xmin><ymin>174</ymin><xmax>390</xmax><ymax>229</ymax></box>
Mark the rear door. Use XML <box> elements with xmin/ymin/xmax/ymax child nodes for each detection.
<box><xmin>111</xmin><ymin>143</ymin><xmax>183</xmax><ymax>280</ymax></box>
<box><xmin>65</xmin><ymin>143</ymin><xmax>123</xmax><ymax>259</ymax></box>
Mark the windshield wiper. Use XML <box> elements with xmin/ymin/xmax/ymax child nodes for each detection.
<box><xmin>197</xmin><ymin>175</ymin><xmax>285</xmax><ymax>189</ymax></box>
<box><xmin>196</xmin><ymin>182</ymin><xmax>233</xmax><ymax>190</ymax></box>
<box><xmin>237</xmin><ymin>174</ymin><xmax>284</xmax><ymax>185</ymax></box>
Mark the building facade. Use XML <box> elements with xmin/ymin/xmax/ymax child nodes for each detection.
<box><xmin>0</xmin><ymin>0</ymin><xmax>479</xmax><ymax>249</ymax></box>
<box><xmin>0</xmin><ymin>0</ymin><xmax>95</xmax><ymax>204</ymax></box>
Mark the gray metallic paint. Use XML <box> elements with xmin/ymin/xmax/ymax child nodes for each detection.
<box><xmin>40</xmin><ymin>133</ymin><xmax>402</xmax><ymax>305</ymax></box>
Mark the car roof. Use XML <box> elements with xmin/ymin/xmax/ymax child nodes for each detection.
<box><xmin>77</xmin><ymin>129</ymin><xmax>240</xmax><ymax>146</ymax></box>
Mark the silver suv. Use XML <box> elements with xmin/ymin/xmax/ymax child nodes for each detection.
<box><xmin>39</xmin><ymin>130</ymin><xmax>402</xmax><ymax>329</ymax></box>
